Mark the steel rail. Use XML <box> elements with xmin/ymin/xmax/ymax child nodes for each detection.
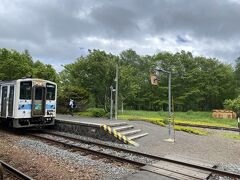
<box><xmin>0</xmin><ymin>160</ymin><xmax>33</xmax><ymax>180</ymax></box>
<box><xmin>29</xmin><ymin>133</ymin><xmax>145</xmax><ymax>167</ymax></box>
<box><xmin>31</xmin><ymin>131</ymin><xmax>240</xmax><ymax>179</ymax></box>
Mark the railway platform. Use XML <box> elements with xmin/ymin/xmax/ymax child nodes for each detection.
<box><xmin>55</xmin><ymin>115</ymin><xmax>149</xmax><ymax>146</ymax></box>
<box><xmin>55</xmin><ymin>114</ymin><xmax>240</xmax><ymax>165</ymax></box>
<box><xmin>54</xmin><ymin>115</ymin><xmax>221</xmax><ymax>180</ymax></box>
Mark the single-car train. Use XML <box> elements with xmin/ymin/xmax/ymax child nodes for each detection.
<box><xmin>0</xmin><ymin>78</ymin><xmax>57</xmax><ymax>128</ymax></box>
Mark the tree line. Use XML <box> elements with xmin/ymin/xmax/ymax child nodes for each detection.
<box><xmin>61</xmin><ymin>49</ymin><xmax>239</xmax><ymax>112</ymax></box>
<box><xmin>0</xmin><ymin>48</ymin><xmax>58</xmax><ymax>82</ymax></box>
<box><xmin>1</xmin><ymin>48</ymin><xmax>239</xmax><ymax>112</ymax></box>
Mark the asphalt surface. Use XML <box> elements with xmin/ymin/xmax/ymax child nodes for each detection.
<box><xmin>56</xmin><ymin>114</ymin><xmax>240</xmax><ymax>164</ymax></box>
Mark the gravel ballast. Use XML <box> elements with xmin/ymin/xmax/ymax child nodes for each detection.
<box><xmin>18</xmin><ymin>139</ymin><xmax>138</xmax><ymax>179</ymax></box>
<box><xmin>31</xmin><ymin>132</ymin><xmax>156</xmax><ymax>165</ymax></box>
<box><xmin>0</xmin><ymin>130</ymin><xmax>138</xmax><ymax>180</ymax></box>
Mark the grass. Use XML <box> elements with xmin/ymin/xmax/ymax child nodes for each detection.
<box><xmin>126</xmin><ymin>116</ymin><xmax>208</xmax><ymax>135</ymax></box>
<box><xmin>118</xmin><ymin>110</ymin><xmax>238</xmax><ymax>128</ymax></box>
<box><xmin>77</xmin><ymin>111</ymin><xmax>93</xmax><ymax>117</ymax></box>
<box><xmin>76</xmin><ymin>109</ymin><xmax>237</xmax><ymax>136</ymax></box>
<box><xmin>77</xmin><ymin>108</ymin><xmax>107</xmax><ymax>117</ymax></box>
<box><xmin>222</xmin><ymin>133</ymin><xmax>240</xmax><ymax>140</ymax></box>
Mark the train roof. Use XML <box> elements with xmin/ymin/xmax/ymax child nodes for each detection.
<box><xmin>0</xmin><ymin>80</ymin><xmax>17</xmax><ymax>84</ymax></box>
<box><xmin>0</xmin><ymin>78</ymin><xmax>56</xmax><ymax>85</ymax></box>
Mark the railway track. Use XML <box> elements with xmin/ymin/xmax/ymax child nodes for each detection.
<box><xmin>0</xmin><ymin>160</ymin><xmax>33</xmax><ymax>180</ymax></box>
<box><xmin>29</xmin><ymin>130</ymin><xmax>240</xmax><ymax>180</ymax></box>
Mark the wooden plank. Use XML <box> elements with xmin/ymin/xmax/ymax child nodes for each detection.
<box><xmin>142</xmin><ymin>165</ymin><xmax>199</xmax><ymax>180</ymax></box>
<box><xmin>164</xmin><ymin>154</ymin><xmax>214</xmax><ymax>168</ymax></box>
<box><xmin>153</xmin><ymin>161</ymin><xmax>211</xmax><ymax>174</ymax></box>
<box><xmin>151</xmin><ymin>161</ymin><xmax>211</xmax><ymax>179</ymax></box>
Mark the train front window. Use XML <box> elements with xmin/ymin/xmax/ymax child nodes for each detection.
<box><xmin>46</xmin><ymin>83</ymin><xmax>56</xmax><ymax>100</ymax></box>
<box><xmin>20</xmin><ymin>81</ymin><xmax>32</xmax><ymax>99</ymax></box>
<box><xmin>35</xmin><ymin>87</ymin><xmax>43</xmax><ymax>100</ymax></box>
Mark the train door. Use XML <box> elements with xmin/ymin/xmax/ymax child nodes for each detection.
<box><xmin>8</xmin><ymin>86</ymin><xmax>14</xmax><ymax>117</ymax></box>
<box><xmin>1</xmin><ymin>86</ymin><xmax>8</xmax><ymax>117</ymax></box>
<box><xmin>32</xmin><ymin>86</ymin><xmax>46</xmax><ymax>116</ymax></box>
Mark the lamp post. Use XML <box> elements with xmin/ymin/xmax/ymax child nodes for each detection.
<box><xmin>155</xmin><ymin>67</ymin><xmax>174</xmax><ymax>142</ymax></box>
<box><xmin>110</xmin><ymin>86</ymin><xmax>116</xmax><ymax>120</ymax></box>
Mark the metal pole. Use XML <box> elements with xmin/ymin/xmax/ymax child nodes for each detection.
<box><xmin>168</xmin><ymin>72</ymin><xmax>171</xmax><ymax>138</ymax></box>
<box><xmin>172</xmin><ymin>96</ymin><xmax>175</xmax><ymax>142</ymax></box>
<box><xmin>115</xmin><ymin>63</ymin><xmax>119</xmax><ymax>120</ymax></box>
<box><xmin>110</xmin><ymin>86</ymin><xmax>113</xmax><ymax>120</ymax></box>
<box><xmin>154</xmin><ymin>67</ymin><xmax>173</xmax><ymax>142</ymax></box>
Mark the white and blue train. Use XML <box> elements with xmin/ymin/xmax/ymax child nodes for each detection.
<box><xmin>0</xmin><ymin>78</ymin><xmax>57</xmax><ymax>128</ymax></box>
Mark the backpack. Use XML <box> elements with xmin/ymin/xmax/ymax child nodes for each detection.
<box><xmin>73</xmin><ymin>101</ymin><xmax>77</xmax><ymax>108</ymax></box>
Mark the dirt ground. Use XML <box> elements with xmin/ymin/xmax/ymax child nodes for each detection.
<box><xmin>0</xmin><ymin>130</ymin><xmax>135</xmax><ymax>180</ymax></box>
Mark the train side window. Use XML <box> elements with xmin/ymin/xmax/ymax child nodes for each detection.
<box><xmin>46</xmin><ymin>83</ymin><xmax>56</xmax><ymax>100</ymax></box>
<box><xmin>20</xmin><ymin>81</ymin><xmax>32</xmax><ymax>100</ymax></box>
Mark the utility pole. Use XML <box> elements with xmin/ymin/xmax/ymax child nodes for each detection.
<box><xmin>110</xmin><ymin>86</ymin><xmax>115</xmax><ymax>120</ymax></box>
<box><xmin>115</xmin><ymin>63</ymin><xmax>119</xmax><ymax>120</ymax></box>
<box><xmin>168</xmin><ymin>71</ymin><xmax>172</xmax><ymax>139</ymax></box>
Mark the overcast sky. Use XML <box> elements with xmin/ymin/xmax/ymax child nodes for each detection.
<box><xmin>1</xmin><ymin>0</ymin><xmax>240</xmax><ymax>71</ymax></box>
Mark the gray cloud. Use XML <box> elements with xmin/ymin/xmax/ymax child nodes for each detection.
<box><xmin>0</xmin><ymin>0</ymin><xmax>240</xmax><ymax>71</ymax></box>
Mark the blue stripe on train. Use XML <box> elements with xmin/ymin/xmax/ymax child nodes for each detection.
<box><xmin>18</xmin><ymin>104</ymin><xmax>32</xmax><ymax>110</ymax></box>
<box><xmin>18</xmin><ymin>104</ymin><xmax>55</xmax><ymax>110</ymax></box>
<box><xmin>46</xmin><ymin>104</ymin><xmax>56</xmax><ymax>110</ymax></box>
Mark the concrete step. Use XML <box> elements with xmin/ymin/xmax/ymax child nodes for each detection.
<box><xmin>113</xmin><ymin>125</ymin><xmax>134</xmax><ymax>132</ymax></box>
<box><xmin>127</xmin><ymin>133</ymin><xmax>149</xmax><ymax>140</ymax></box>
<box><xmin>107</xmin><ymin>122</ymin><xmax>127</xmax><ymax>127</ymax></box>
<box><xmin>121</xmin><ymin>129</ymin><xmax>141</xmax><ymax>136</ymax></box>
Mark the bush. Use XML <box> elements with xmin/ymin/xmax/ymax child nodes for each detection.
<box><xmin>163</xmin><ymin>118</ymin><xmax>168</xmax><ymax>124</ymax></box>
<box><xmin>127</xmin><ymin>117</ymin><xmax>166</xmax><ymax>127</ymax></box>
<box><xmin>77</xmin><ymin>111</ymin><xmax>93</xmax><ymax>117</ymax></box>
<box><xmin>87</xmin><ymin>108</ymin><xmax>107</xmax><ymax>117</ymax></box>
<box><xmin>56</xmin><ymin>106</ymin><xmax>69</xmax><ymax>114</ymax></box>
<box><xmin>151</xmin><ymin>120</ymin><xmax>166</xmax><ymax>127</ymax></box>
<box><xmin>224</xmin><ymin>96</ymin><xmax>240</xmax><ymax>113</ymax></box>
<box><xmin>174</xmin><ymin>126</ymin><xmax>208</xmax><ymax>135</ymax></box>
<box><xmin>57</xmin><ymin>86</ymin><xmax>90</xmax><ymax>113</ymax></box>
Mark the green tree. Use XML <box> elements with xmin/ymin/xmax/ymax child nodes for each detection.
<box><xmin>61</xmin><ymin>49</ymin><xmax>116</xmax><ymax>109</ymax></box>
<box><xmin>0</xmin><ymin>48</ymin><xmax>33</xmax><ymax>80</ymax></box>
<box><xmin>60</xmin><ymin>49</ymin><xmax>237</xmax><ymax>112</ymax></box>
<box><xmin>224</xmin><ymin>96</ymin><xmax>240</xmax><ymax>113</ymax></box>
<box><xmin>32</xmin><ymin>60</ymin><xmax>58</xmax><ymax>82</ymax></box>
<box><xmin>57</xmin><ymin>86</ymin><xmax>90</xmax><ymax>113</ymax></box>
